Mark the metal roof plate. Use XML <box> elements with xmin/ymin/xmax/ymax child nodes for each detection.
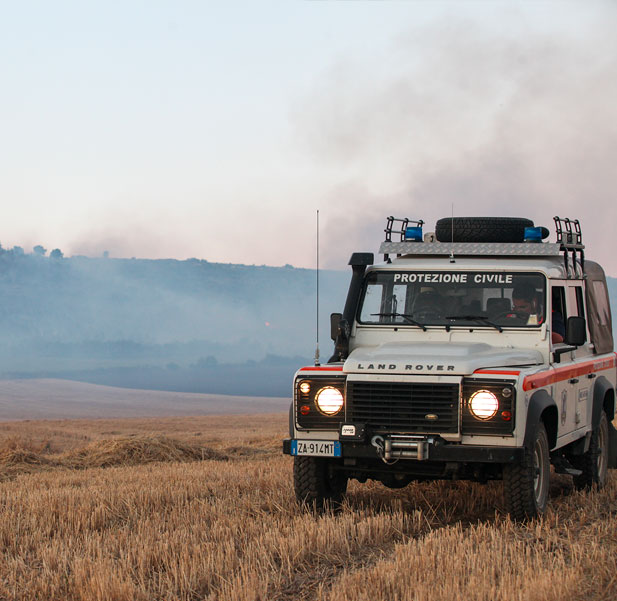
<box><xmin>379</xmin><ymin>241</ymin><xmax>564</xmax><ymax>257</ymax></box>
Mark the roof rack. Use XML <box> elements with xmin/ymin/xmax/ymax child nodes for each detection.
<box><xmin>378</xmin><ymin>216</ymin><xmax>586</xmax><ymax>278</ymax></box>
<box><xmin>553</xmin><ymin>216</ymin><xmax>584</xmax><ymax>278</ymax></box>
<box><xmin>383</xmin><ymin>217</ymin><xmax>424</xmax><ymax>262</ymax></box>
<box><xmin>384</xmin><ymin>216</ymin><xmax>424</xmax><ymax>242</ymax></box>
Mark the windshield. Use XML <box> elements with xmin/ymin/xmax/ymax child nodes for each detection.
<box><xmin>358</xmin><ymin>271</ymin><xmax>546</xmax><ymax>328</ymax></box>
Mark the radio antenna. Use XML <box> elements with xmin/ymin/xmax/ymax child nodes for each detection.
<box><xmin>449</xmin><ymin>202</ymin><xmax>456</xmax><ymax>263</ymax></box>
<box><xmin>314</xmin><ymin>209</ymin><xmax>321</xmax><ymax>366</ymax></box>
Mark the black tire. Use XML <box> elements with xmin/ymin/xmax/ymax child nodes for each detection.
<box><xmin>380</xmin><ymin>474</ymin><xmax>414</xmax><ymax>489</ymax></box>
<box><xmin>293</xmin><ymin>456</ymin><xmax>348</xmax><ymax>510</ymax></box>
<box><xmin>572</xmin><ymin>411</ymin><xmax>609</xmax><ymax>490</ymax></box>
<box><xmin>503</xmin><ymin>423</ymin><xmax>550</xmax><ymax>520</ymax></box>
<box><xmin>435</xmin><ymin>217</ymin><xmax>535</xmax><ymax>243</ymax></box>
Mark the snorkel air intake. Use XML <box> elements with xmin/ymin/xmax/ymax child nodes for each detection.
<box><xmin>329</xmin><ymin>252</ymin><xmax>373</xmax><ymax>362</ymax></box>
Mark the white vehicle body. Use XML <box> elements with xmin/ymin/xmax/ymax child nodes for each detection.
<box><xmin>284</xmin><ymin>217</ymin><xmax>617</xmax><ymax>519</ymax></box>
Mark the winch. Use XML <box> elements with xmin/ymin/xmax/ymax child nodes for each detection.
<box><xmin>371</xmin><ymin>434</ymin><xmax>432</xmax><ymax>462</ymax></box>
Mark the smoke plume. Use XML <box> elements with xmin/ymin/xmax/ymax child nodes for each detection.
<box><xmin>295</xmin><ymin>7</ymin><xmax>617</xmax><ymax>274</ymax></box>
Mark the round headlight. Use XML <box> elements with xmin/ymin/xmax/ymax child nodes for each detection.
<box><xmin>469</xmin><ymin>390</ymin><xmax>499</xmax><ymax>420</ymax></box>
<box><xmin>315</xmin><ymin>387</ymin><xmax>344</xmax><ymax>415</ymax></box>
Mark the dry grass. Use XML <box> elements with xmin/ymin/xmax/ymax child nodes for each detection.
<box><xmin>0</xmin><ymin>414</ymin><xmax>615</xmax><ymax>600</ymax></box>
<box><xmin>0</xmin><ymin>413</ymin><xmax>287</xmax><ymax>453</ymax></box>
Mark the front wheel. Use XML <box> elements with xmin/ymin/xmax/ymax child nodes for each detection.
<box><xmin>293</xmin><ymin>456</ymin><xmax>348</xmax><ymax>510</ymax></box>
<box><xmin>572</xmin><ymin>411</ymin><xmax>609</xmax><ymax>490</ymax></box>
<box><xmin>503</xmin><ymin>423</ymin><xmax>550</xmax><ymax>520</ymax></box>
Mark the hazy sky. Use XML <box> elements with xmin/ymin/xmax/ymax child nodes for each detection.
<box><xmin>2</xmin><ymin>1</ymin><xmax>616</xmax><ymax>273</ymax></box>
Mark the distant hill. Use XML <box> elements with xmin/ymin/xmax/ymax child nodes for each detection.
<box><xmin>0</xmin><ymin>250</ymin><xmax>615</xmax><ymax>396</ymax></box>
<box><xmin>0</xmin><ymin>252</ymin><xmax>349</xmax><ymax>394</ymax></box>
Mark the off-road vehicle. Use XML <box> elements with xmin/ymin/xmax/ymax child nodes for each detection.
<box><xmin>283</xmin><ymin>216</ymin><xmax>617</xmax><ymax>519</ymax></box>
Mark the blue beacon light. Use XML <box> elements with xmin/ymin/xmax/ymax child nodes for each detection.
<box><xmin>405</xmin><ymin>226</ymin><xmax>423</xmax><ymax>241</ymax></box>
<box><xmin>523</xmin><ymin>227</ymin><xmax>543</xmax><ymax>243</ymax></box>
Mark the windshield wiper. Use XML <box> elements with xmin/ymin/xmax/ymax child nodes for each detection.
<box><xmin>371</xmin><ymin>312</ymin><xmax>427</xmax><ymax>331</ymax></box>
<box><xmin>445</xmin><ymin>314</ymin><xmax>503</xmax><ymax>333</ymax></box>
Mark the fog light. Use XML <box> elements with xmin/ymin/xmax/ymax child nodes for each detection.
<box><xmin>315</xmin><ymin>387</ymin><xmax>344</xmax><ymax>415</ymax></box>
<box><xmin>469</xmin><ymin>390</ymin><xmax>499</xmax><ymax>420</ymax></box>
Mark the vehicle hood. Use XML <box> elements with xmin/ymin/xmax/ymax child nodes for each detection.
<box><xmin>343</xmin><ymin>342</ymin><xmax>543</xmax><ymax>376</ymax></box>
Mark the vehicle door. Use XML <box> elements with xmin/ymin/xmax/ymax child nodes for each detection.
<box><xmin>550</xmin><ymin>282</ymin><xmax>578</xmax><ymax>438</ymax></box>
<box><xmin>566</xmin><ymin>282</ymin><xmax>594</xmax><ymax>431</ymax></box>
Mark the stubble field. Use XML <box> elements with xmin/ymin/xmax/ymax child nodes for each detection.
<box><xmin>0</xmin><ymin>413</ymin><xmax>616</xmax><ymax>601</ymax></box>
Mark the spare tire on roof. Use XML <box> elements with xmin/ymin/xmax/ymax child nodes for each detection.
<box><xmin>435</xmin><ymin>217</ymin><xmax>535</xmax><ymax>243</ymax></box>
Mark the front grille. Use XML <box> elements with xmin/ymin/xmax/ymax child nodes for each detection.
<box><xmin>346</xmin><ymin>381</ymin><xmax>459</xmax><ymax>433</ymax></box>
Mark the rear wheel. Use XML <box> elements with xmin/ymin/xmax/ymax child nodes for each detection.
<box><xmin>503</xmin><ymin>423</ymin><xmax>550</xmax><ymax>520</ymax></box>
<box><xmin>293</xmin><ymin>456</ymin><xmax>348</xmax><ymax>510</ymax></box>
<box><xmin>572</xmin><ymin>411</ymin><xmax>609</xmax><ymax>490</ymax></box>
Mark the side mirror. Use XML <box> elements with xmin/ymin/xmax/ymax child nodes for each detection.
<box><xmin>330</xmin><ymin>313</ymin><xmax>342</xmax><ymax>341</ymax></box>
<box><xmin>565</xmin><ymin>316</ymin><xmax>586</xmax><ymax>347</ymax></box>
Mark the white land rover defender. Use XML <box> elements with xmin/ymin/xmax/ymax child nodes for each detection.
<box><xmin>283</xmin><ymin>216</ymin><xmax>617</xmax><ymax>519</ymax></box>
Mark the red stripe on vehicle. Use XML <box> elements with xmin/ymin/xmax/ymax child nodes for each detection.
<box><xmin>474</xmin><ymin>369</ymin><xmax>521</xmax><ymax>376</ymax></box>
<box><xmin>523</xmin><ymin>355</ymin><xmax>616</xmax><ymax>391</ymax></box>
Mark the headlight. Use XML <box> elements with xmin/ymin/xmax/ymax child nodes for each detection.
<box><xmin>469</xmin><ymin>390</ymin><xmax>499</xmax><ymax>420</ymax></box>
<box><xmin>295</xmin><ymin>376</ymin><xmax>345</xmax><ymax>429</ymax></box>
<box><xmin>315</xmin><ymin>386</ymin><xmax>344</xmax><ymax>415</ymax></box>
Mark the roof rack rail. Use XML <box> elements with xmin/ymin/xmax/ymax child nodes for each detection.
<box><xmin>383</xmin><ymin>216</ymin><xmax>424</xmax><ymax>261</ymax></box>
<box><xmin>553</xmin><ymin>216</ymin><xmax>584</xmax><ymax>278</ymax></box>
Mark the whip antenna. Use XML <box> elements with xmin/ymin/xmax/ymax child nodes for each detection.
<box><xmin>314</xmin><ymin>209</ymin><xmax>320</xmax><ymax>366</ymax></box>
<box><xmin>449</xmin><ymin>203</ymin><xmax>456</xmax><ymax>263</ymax></box>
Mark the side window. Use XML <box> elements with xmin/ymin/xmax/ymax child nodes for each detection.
<box><xmin>552</xmin><ymin>286</ymin><xmax>567</xmax><ymax>321</ymax></box>
<box><xmin>551</xmin><ymin>286</ymin><xmax>567</xmax><ymax>344</ymax></box>
<box><xmin>574</xmin><ymin>286</ymin><xmax>585</xmax><ymax>317</ymax></box>
<box><xmin>592</xmin><ymin>281</ymin><xmax>610</xmax><ymax>326</ymax></box>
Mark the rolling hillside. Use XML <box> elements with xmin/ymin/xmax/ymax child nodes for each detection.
<box><xmin>0</xmin><ymin>252</ymin><xmax>348</xmax><ymax>394</ymax></box>
<box><xmin>0</xmin><ymin>250</ymin><xmax>615</xmax><ymax>396</ymax></box>
<box><xmin>0</xmin><ymin>379</ymin><xmax>287</xmax><ymax>420</ymax></box>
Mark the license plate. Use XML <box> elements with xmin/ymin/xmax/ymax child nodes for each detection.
<box><xmin>291</xmin><ymin>440</ymin><xmax>342</xmax><ymax>457</ymax></box>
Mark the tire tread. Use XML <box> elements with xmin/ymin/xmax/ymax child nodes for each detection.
<box><xmin>572</xmin><ymin>412</ymin><xmax>609</xmax><ymax>490</ymax></box>
<box><xmin>435</xmin><ymin>217</ymin><xmax>534</xmax><ymax>243</ymax></box>
<box><xmin>503</xmin><ymin>424</ymin><xmax>549</xmax><ymax>521</ymax></box>
<box><xmin>293</xmin><ymin>456</ymin><xmax>346</xmax><ymax>510</ymax></box>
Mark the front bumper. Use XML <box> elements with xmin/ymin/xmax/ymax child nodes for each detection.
<box><xmin>282</xmin><ymin>437</ymin><xmax>524</xmax><ymax>463</ymax></box>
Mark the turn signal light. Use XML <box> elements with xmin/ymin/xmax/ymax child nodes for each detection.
<box><xmin>300</xmin><ymin>405</ymin><xmax>311</xmax><ymax>415</ymax></box>
<box><xmin>501</xmin><ymin>410</ymin><xmax>512</xmax><ymax>421</ymax></box>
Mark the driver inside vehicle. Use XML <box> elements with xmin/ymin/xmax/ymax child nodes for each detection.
<box><xmin>511</xmin><ymin>283</ymin><xmax>540</xmax><ymax>323</ymax></box>
<box><xmin>411</xmin><ymin>289</ymin><xmax>444</xmax><ymax>319</ymax></box>
<box><xmin>511</xmin><ymin>283</ymin><xmax>564</xmax><ymax>343</ymax></box>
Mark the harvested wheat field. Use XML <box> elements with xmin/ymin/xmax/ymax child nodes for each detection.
<box><xmin>0</xmin><ymin>414</ymin><xmax>616</xmax><ymax>601</ymax></box>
